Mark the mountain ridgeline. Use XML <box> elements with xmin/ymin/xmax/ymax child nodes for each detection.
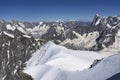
<box><xmin>0</xmin><ymin>14</ymin><xmax>120</xmax><ymax>80</ymax></box>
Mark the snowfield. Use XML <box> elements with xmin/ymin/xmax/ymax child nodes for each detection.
<box><xmin>66</xmin><ymin>53</ymin><xmax>120</xmax><ymax>80</ymax></box>
<box><xmin>23</xmin><ymin>41</ymin><xmax>113</xmax><ymax>80</ymax></box>
<box><xmin>6</xmin><ymin>24</ymin><xmax>16</xmax><ymax>31</ymax></box>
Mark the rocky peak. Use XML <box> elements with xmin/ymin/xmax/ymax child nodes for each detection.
<box><xmin>91</xmin><ymin>14</ymin><xmax>101</xmax><ymax>26</ymax></box>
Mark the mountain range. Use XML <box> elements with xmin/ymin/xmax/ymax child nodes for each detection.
<box><xmin>0</xmin><ymin>14</ymin><xmax>120</xmax><ymax>80</ymax></box>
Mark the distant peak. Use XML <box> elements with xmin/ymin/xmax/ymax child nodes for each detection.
<box><xmin>0</xmin><ymin>19</ymin><xmax>5</xmax><ymax>23</ymax></box>
<box><xmin>56</xmin><ymin>19</ymin><xmax>61</xmax><ymax>22</ymax></box>
<box><xmin>96</xmin><ymin>14</ymin><xmax>100</xmax><ymax>17</ymax></box>
<box><xmin>39</xmin><ymin>21</ymin><xmax>43</xmax><ymax>25</ymax></box>
<box><xmin>91</xmin><ymin>14</ymin><xmax>101</xmax><ymax>26</ymax></box>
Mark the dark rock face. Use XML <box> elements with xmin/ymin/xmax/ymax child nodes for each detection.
<box><xmin>17</xmin><ymin>70</ymin><xmax>33</xmax><ymax>80</ymax></box>
<box><xmin>39</xmin><ymin>15</ymin><xmax>120</xmax><ymax>51</ymax></box>
<box><xmin>91</xmin><ymin>15</ymin><xmax>120</xmax><ymax>51</ymax></box>
<box><xmin>90</xmin><ymin>59</ymin><xmax>102</xmax><ymax>68</ymax></box>
<box><xmin>0</xmin><ymin>30</ymin><xmax>41</xmax><ymax>80</ymax></box>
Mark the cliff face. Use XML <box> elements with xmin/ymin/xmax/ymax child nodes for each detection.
<box><xmin>0</xmin><ymin>31</ymin><xmax>41</xmax><ymax>80</ymax></box>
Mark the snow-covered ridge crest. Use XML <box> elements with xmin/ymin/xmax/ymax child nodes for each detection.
<box><xmin>24</xmin><ymin>41</ymin><xmax>104</xmax><ymax>80</ymax></box>
<box><xmin>24</xmin><ymin>43</ymin><xmax>120</xmax><ymax>80</ymax></box>
<box><xmin>3</xmin><ymin>31</ymin><xmax>14</xmax><ymax>38</ymax></box>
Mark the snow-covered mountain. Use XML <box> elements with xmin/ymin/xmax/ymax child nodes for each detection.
<box><xmin>1</xmin><ymin>15</ymin><xmax>120</xmax><ymax>52</ymax></box>
<box><xmin>24</xmin><ymin>41</ymin><xmax>104</xmax><ymax>80</ymax></box>
<box><xmin>24</xmin><ymin>41</ymin><xmax>120</xmax><ymax>80</ymax></box>
<box><xmin>0</xmin><ymin>14</ymin><xmax>120</xmax><ymax>80</ymax></box>
<box><xmin>91</xmin><ymin>14</ymin><xmax>120</xmax><ymax>55</ymax></box>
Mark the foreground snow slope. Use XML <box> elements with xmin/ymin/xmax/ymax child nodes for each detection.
<box><xmin>66</xmin><ymin>53</ymin><xmax>120</xmax><ymax>80</ymax></box>
<box><xmin>24</xmin><ymin>41</ymin><xmax>104</xmax><ymax>80</ymax></box>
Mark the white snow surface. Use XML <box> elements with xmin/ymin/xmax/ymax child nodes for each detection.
<box><xmin>3</xmin><ymin>31</ymin><xmax>14</xmax><ymax>38</ymax></box>
<box><xmin>24</xmin><ymin>41</ymin><xmax>106</xmax><ymax>80</ymax></box>
<box><xmin>6</xmin><ymin>24</ymin><xmax>16</xmax><ymax>31</ymax></box>
<box><xmin>106</xmin><ymin>23</ymin><xmax>112</xmax><ymax>28</ymax></box>
<box><xmin>18</xmin><ymin>22</ymin><xmax>25</xmax><ymax>28</ymax></box>
<box><xmin>66</xmin><ymin>53</ymin><xmax>120</xmax><ymax>80</ymax></box>
<box><xmin>27</xmin><ymin>25</ymin><xmax>50</xmax><ymax>39</ymax></box>
<box><xmin>39</xmin><ymin>22</ymin><xmax>43</xmax><ymax>25</ymax></box>
<box><xmin>95</xmin><ymin>18</ymin><xmax>101</xmax><ymax>26</ymax></box>
<box><xmin>23</xmin><ymin>35</ymin><xmax>31</xmax><ymax>38</ymax></box>
<box><xmin>16</xmin><ymin>25</ymin><xmax>26</xmax><ymax>34</ymax></box>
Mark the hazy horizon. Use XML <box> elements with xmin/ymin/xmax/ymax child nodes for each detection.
<box><xmin>0</xmin><ymin>0</ymin><xmax>119</xmax><ymax>21</ymax></box>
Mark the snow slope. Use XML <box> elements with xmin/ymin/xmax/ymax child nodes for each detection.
<box><xmin>66</xmin><ymin>53</ymin><xmax>120</xmax><ymax>80</ymax></box>
<box><xmin>24</xmin><ymin>41</ymin><xmax>104</xmax><ymax>80</ymax></box>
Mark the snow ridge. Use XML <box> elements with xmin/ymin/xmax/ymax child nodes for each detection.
<box><xmin>24</xmin><ymin>41</ymin><xmax>104</xmax><ymax>80</ymax></box>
